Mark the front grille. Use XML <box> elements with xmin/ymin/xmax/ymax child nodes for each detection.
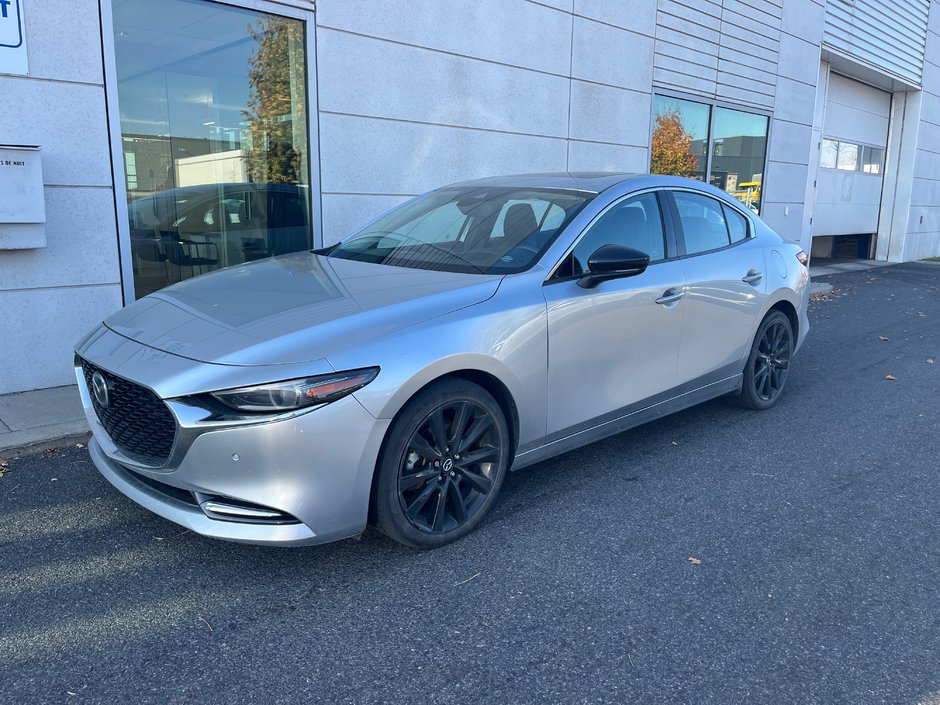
<box><xmin>81</xmin><ymin>359</ymin><xmax>177</xmax><ymax>465</ymax></box>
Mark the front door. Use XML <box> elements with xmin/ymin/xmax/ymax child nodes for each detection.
<box><xmin>542</xmin><ymin>192</ymin><xmax>686</xmax><ymax>438</ymax></box>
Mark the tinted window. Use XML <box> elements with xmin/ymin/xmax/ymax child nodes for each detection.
<box><xmin>561</xmin><ymin>193</ymin><xmax>665</xmax><ymax>277</ymax></box>
<box><xmin>674</xmin><ymin>192</ymin><xmax>730</xmax><ymax>254</ymax></box>
<box><xmin>328</xmin><ymin>187</ymin><xmax>592</xmax><ymax>274</ymax></box>
<box><xmin>722</xmin><ymin>203</ymin><xmax>748</xmax><ymax>243</ymax></box>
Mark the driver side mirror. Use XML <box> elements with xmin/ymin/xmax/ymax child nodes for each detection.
<box><xmin>577</xmin><ymin>245</ymin><xmax>650</xmax><ymax>288</ymax></box>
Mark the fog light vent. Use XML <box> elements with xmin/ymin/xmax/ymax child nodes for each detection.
<box><xmin>196</xmin><ymin>494</ymin><xmax>299</xmax><ymax>525</ymax></box>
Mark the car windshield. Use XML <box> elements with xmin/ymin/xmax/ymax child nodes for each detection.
<box><xmin>326</xmin><ymin>187</ymin><xmax>594</xmax><ymax>274</ymax></box>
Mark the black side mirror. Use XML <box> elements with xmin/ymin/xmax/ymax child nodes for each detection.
<box><xmin>577</xmin><ymin>245</ymin><xmax>650</xmax><ymax>288</ymax></box>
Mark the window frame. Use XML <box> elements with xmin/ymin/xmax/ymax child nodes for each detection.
<box><xmin>649</xmin><ymin>90</ymin><xmax>772</xmax><ymax>215</ymax></box>
<box><xmin>664</xmin><ymin>188</ymin><xmax>755</xmax><ymax>259</ymax></box>
<box><xmin>544</xmin><ymin>189</ymin><xmax>679</xmax><ymax>285</ymax></box>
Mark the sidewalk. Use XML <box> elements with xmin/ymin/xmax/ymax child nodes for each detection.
<box><xmin>0</xmin><ymin>385</ymin><xmax>89</xmax><ymax>458</ymax></box>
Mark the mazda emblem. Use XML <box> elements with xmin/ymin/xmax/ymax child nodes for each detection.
<box><xmin>91</xmin><ymin>371</ymin><xmax>110</xmax><ymax>408</ymax></box>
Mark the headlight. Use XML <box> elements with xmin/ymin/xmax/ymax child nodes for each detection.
<box><xmin>210</xmin><ymin>367</ymin><xmax>379</xmax><ymax>413</ymax></box>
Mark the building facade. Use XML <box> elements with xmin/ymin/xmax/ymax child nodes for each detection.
<box><xmin>0</xmin><ymin>0</ymin><xmax>938</xmax><ymax>394</ymax></box>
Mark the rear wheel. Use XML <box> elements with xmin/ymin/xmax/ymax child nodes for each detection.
<box><xmin>374</xmin><ymin>379</ymin><xmax>510</xmax><ymax>548</ymax></box>
<box><xmin>731</xmin><ymin>310</ymin><xmax>793</xmax><ymax>410</ymax></box>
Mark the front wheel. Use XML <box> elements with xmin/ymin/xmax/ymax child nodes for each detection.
<box><xmin>374</xmin><ymin>379</ymin><xmax>511</xmax><ymax>548</ymax></box>
<box><xmin>731</xmin><ymin>310</ymin><xmax>794</xmax><ymax>410</ymax></box>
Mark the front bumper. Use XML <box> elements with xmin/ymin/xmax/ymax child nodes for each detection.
<box><xmin>76</xmin><ymin>330</ymin><xmax>390</xmax><ymax>546</ymax></box>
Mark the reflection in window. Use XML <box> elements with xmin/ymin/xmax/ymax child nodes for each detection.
<box><xmin>570</xmin><ymin>193</ymin><xmax>666</xmax><ymax>273</ymax></box>
<box><xmin>674</xmin><ymin>192</ymin><xmax>731</xmax><ymax>254</ymax></box>
<box><xmin>114</xmin><ymin>0</ymin><xmax>311</xmax><ymax>298</ymax></box>
<box><xmin>819</xmin><ymin>138</ymin><xmax>881</xmax><ymax>173</ymax></box>
<box><xmin>820</xmin><ymin>139</ymin><xmax>839</xmax><ymax>169</ymax></box>
<box><xmin>650</xmin><ymin>97</ymin><xmax>767</xmax><ymax>214</ymax></box>
<box><xmin>861</xmin><ymin>146</ymin><xmax>884</xmax><ymax>174</ymax></box>
<box><xmin>710</xmin><ymin>107</ymin><xmax>768</xmax><ymax>214</ymax></box>
<box><xmin>837</xmin><ymin>142</ymin><xmax>859</xmax><ymax>171</ymax></box>
<box><xmin>651</xmin><ymin>96</ymin><xmax>710</xmax><ymax>182</ymax></box>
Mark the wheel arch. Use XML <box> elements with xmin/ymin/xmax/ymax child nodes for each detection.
<box><xmin>366</xmin><ymin>365</ymin><xmax>522</xmax><ymax>524</ymax></box>
<box><xmin>758</xmin><ymin>289</ymin><xmax>801</xmax><ymax>341</ymax></box>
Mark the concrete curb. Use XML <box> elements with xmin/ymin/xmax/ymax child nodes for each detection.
<box><xmin>0</xmin><ymin>423</ymin><xmax>91</xmax><ymax>459</ymax></box>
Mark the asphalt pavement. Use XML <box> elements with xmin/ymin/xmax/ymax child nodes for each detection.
<box><xmin>1</xmin><ymin>263</ymin><xmax>938</xmax><ymax>705</ymax></box>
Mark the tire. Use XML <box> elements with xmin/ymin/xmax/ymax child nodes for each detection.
<box><xmin>374</xmin><ymin>379</ymin><xmax>511</xmax><ymax>548</ymax></box>
<box><xmin>730</xmin><ymin>310</ymin><xmax>794</xmax><ymax>410</ymax></box>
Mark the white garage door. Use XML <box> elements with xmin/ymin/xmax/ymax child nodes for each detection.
<box><xmin>813</xmin><ymin>74</ymin><xmax>890</xmax><ymax>237</ymax></box>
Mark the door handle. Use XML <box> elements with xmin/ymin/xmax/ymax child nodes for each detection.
<box><xmin>742</xmin><ymin>269</ymin><xmax>763</xmax><ymax>285</ymax></box>
<box><xmin>655</xmin><ymin>289</ymin><xmax>684</xmax><ymax>306</ymax></box>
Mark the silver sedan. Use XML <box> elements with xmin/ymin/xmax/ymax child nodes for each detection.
<box><xmin>75</xmin><ymin>173</ymin><xmax>809</xmax><ymax>548</ymax></box>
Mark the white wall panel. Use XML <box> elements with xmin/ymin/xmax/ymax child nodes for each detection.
<box><xmin>571</xmin><ymin>17</ymin><xmax>654</xmax><ymax>92</ymax></box>
<box><xmin>315</xmin><ymin>0</ymin><xmax>573</xmax><ymax>76</ymax></box>
<box><xmin>568</xmin><ymin>82</ymin><xmax>652</xmax><ymax>147</ymax></box>
<box><xmin>317</xmin><ymin>29</ymin><xmax>570</xmax><ymax>138</ymax></box>
<box><xmin>0</xmin><ymin>188</ymin><xmax>120</xmax><ymax>291</ymax></box>
<box><xmin>319</xmin><ymin>114</ymin><xmax>568</xmax><ymax>196</ymax></box>
<box><xmin>0</xmin><ymin>78</ymin><xmax>111</xmax><ymax>187</ymax></box>
<box><xmin>574</xmin><ymin>0</ymin><xmax>658</xmax><ymax>37</ymax></box>
<box><xmin>0</xmin><ymin>285</ymin><xmax>123</xmax><ymax>394</ymax></box>
<box><xmin>566</xmin><ymin>141</ymin><xmax>650</xmax><ymax>173</ymax></box>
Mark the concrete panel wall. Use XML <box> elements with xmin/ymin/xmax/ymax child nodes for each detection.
<box><xmin>314</xmin><ymin>0</ymin><xmax>657</xmax><ymax>244</ymax></box>
<box><xmin>759</xmin><ymin>1</ymin><xmax>825</xmax><ymax>247</ymax></box>
<box><xmin>904</xmin><ymin>2</ymin><xmax>940</xmax><ymax>261</ymax></box>
<box><xmin>0</xmin><ymin>0</ymin><xmax>122</xmax><ymax>395</ymax></box>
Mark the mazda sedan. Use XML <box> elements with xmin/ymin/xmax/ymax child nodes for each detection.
<box><xmin>76</xmin><ymin>173</ymin><xmax>809</xmax><ymax>548</ymax></box>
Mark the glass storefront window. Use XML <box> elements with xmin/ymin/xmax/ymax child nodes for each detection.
<box><xmin>113</xmin><ymin>0</ymin><xmax>311</xmax><ymax>298</ymax></box>
<box><xmin>709</xmin><ymin>107</ymin><xmax>768</xmax><ymax>214</ymax></box>
<box><xmin>651</xmin><ymin>96</ymin><xmax>710</xmax><ymax>182</ymax></box>
<box><xmin>650</xmin><ymin>96</ymin><xmax>767</xmax><ymax>214</ymax></box>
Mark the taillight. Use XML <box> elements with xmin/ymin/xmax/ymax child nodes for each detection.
<box><xmin>796</xmin><ymin>250</ymin><xmax>809</xmax><ymax>266</ymax></box>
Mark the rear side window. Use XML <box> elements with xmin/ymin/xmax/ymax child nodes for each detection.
<box><xmin>673</xmin><ymin>192</ymin><xmax>731</xmax><ymax>254</ymax></box>
<box><xmin>723</xmin><ymin>203</ymin><xmax>749</xmax><ymax>243</ymax></box>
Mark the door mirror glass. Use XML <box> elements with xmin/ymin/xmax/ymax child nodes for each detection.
<box><xmin>577</xmin><ymin>245</ymin><xmax>650</xmax><ymax>288</ymax></box>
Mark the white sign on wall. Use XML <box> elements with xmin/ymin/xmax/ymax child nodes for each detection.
<box><xmin>0</xmin><ymin>0</ymin><xmax>28</xmax><ymax>76</ymax></box>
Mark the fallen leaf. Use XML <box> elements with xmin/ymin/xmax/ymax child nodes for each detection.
<box><xmin>879</xmin><ymin>336</ymin><xmax>889</xmax><ymax>342</ymax></box>
<box><xmin>688</xmin><ymin>557</ymin><xmax>702</xmax><ymax>565</ymax></box>
<box><xmin>885</xmin><ymin>374</ymin><xmax>897</xmax><ymax>381</ymax></box>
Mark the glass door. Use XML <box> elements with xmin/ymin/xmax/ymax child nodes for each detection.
<box><xmin>112</xmin><ymin>0</ymin><xmax>312</xmax><ymax>297</ymax></box>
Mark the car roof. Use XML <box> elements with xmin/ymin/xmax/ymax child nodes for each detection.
<box><xmin>443</xmin><ymin>172</ymin><xmax>643</xmax><ymax>194</ymax></box>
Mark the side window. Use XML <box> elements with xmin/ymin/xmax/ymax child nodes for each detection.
<box><xmin>564</xmin><ymin>193</ymin><xmax>666</xmax><ymax>277</ymax></box>
<box><xmin>722</xmin><ymin>203</ymin><xmax>748</xmax><ymax>243</ymax></box>
<box><xmin>673</xmin><ymin>192</ymin><xmax>730</xmax><ymax>254</ymax></box>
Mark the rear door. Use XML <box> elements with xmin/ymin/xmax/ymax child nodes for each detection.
<box><xmin>668</xmin><ymin>190</ymin><xmax>767</xmax><ymax>386</ymax></box>
<box><xmin>542</xmin><ymin>191</ymin><xmax>686</xmax><ymax>437</ymax></box>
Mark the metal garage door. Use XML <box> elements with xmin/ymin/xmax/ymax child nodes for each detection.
<box><xmin>813</xmin><ymin>74</ymin><xmax>890</xmax><ymax>238</ymax></box>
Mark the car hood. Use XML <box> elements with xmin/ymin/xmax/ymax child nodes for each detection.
<box><xmin>104</xmin><ymin>253</ymin><xmax>502</xmax><ymax>366</ymax></box>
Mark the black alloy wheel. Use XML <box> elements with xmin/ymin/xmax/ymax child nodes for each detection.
<box><xmin>732</xmin><ymin>310</ymin><xmax>794</xmax><ymax>410</ymax></box>
<box><xmin>374</xmin><ymin>379</ymin><xmax>510</xmax><ymax>548</ymax></box>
